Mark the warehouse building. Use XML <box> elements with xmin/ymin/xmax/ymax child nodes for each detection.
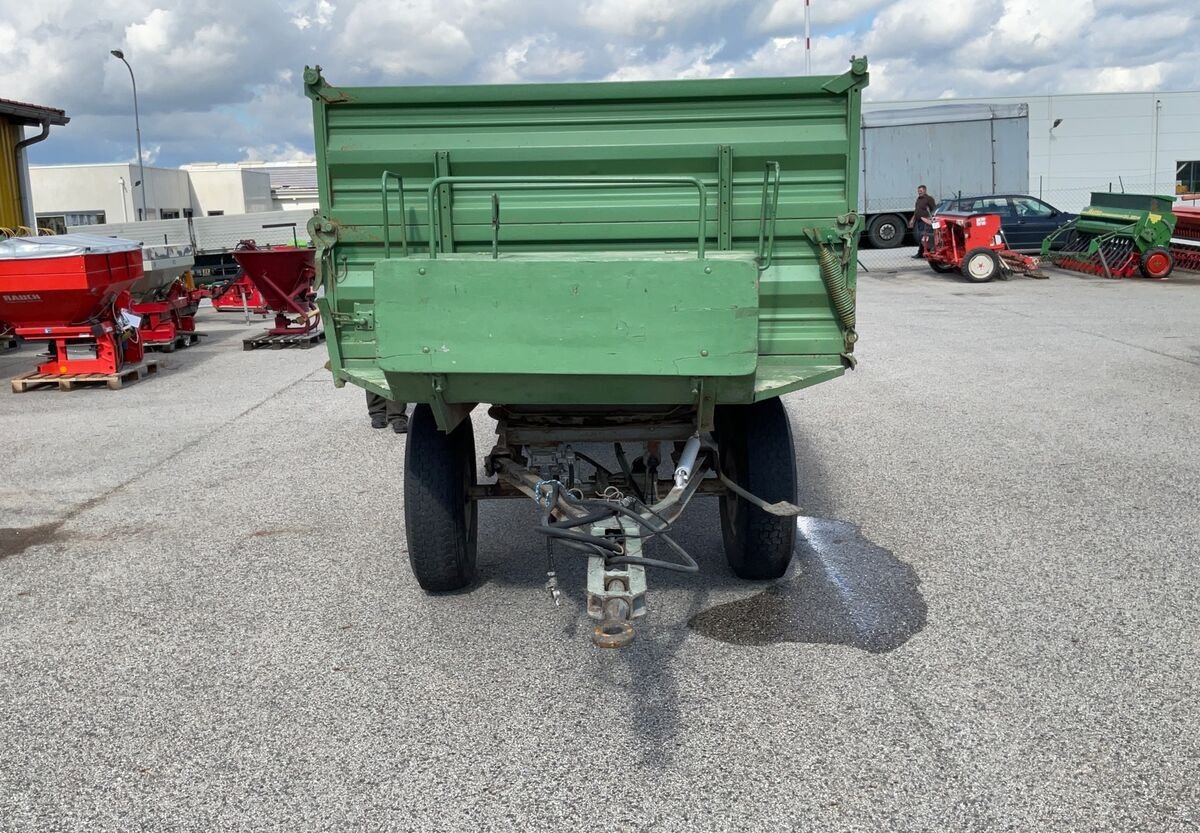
<box><xmin>0</xmin><ymin>98</ymin><xmax>69</xmax><ymax>232</ymax></box>
<box><xmin>866</xmin><ymin>88</ymin><xmax>1200</xmax><ymax>212</ymax></box>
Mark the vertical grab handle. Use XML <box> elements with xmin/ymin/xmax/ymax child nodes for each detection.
<box><xmin>381</xmin><ymin>171</ymin><xmax>409</xmax><ymax>258</ymax></box>
<box><xmin>756</xmin><ymin>162</ymin><xmax>782</xmax><ymax>272</ymax></box>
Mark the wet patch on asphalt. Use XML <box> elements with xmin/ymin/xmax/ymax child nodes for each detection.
<box><xmin>0</xmin><ymin>522</ymin><xmax>68</xmax><ymax>559</ymax></box>
<box><xmin>689</xmin><ymin>517</ymin><xmax>926</xmax><ymax>653</ymax></box>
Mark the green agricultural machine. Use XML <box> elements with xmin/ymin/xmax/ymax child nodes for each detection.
<box><xmin>304</xmin><ymin>58</ymin><xmax>868</xmax><ymax>647</ymax></box>
<box><xmin>1042</xmin><ymin>192</ymin><xmax>1178</xmax><ymax>279</ymax></box>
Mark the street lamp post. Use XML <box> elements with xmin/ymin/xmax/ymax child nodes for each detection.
<box><xmin>110</xmin><ymin>49</ymin><xmax>147</xmax><ymax>221</ymax></box>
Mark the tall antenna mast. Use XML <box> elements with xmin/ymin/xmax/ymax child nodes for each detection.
<box><xmin>805</xmin><ymin>0</ymin><xmax>812</xmax><ymax>74</ymax></box>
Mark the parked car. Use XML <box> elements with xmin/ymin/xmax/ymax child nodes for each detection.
<box><xmin>934</xmin><ymin>194</ymin><xmax>1076</xmax><ymax>251</ymax></box>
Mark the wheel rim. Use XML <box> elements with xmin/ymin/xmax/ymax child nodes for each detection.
<box><xmin>877</xmin><ymin>222</ymin><xmax>897</xmax><ymax>242</ymax></box>
<box><xmin>1145</xmin><ymin>251</ymin><xmax>1170</xmax><ymax>277</ymax></box>
<box><xmin>967</xmin><ymin>253</ymin><xmax>994</xmax><ymax>279</ymax></box>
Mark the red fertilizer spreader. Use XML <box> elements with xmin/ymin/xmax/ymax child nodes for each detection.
<box><xmin>231</xmin><ymin>240</ymin><xmax>322</xmax><ymax>348</ymax></box>
<box><xmin>130</xmin><ymin>244</ymin><xmax>200</xmax><ymax>351</ymax></box>
<box><xmin>0</xmin><ymin>235</ymin><xmax>146</xmax><ymax>375</ymax></box>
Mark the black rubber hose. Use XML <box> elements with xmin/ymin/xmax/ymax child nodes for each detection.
<box><xmin>534</xmin><ymin>483</ymin><xmax>698</xmax><ymax>572</ymax></box>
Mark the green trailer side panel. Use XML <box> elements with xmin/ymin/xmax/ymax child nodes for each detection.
<box><xmin>374</xmin><ymin>255</ymin><xmax>758</xmax><ymax>377</ymax></box>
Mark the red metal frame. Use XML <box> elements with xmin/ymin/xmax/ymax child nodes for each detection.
<box><xmin>1171</xmin><ymin>206</ymin><xmax>1200</xmax><ymax>272</ymax></box>
<box><xmin>132</xmin><ymin>278</ymin><xmax>197</xmax><ymax>346</ymax></box>
<box><xmin>210</xmin><ymin>273</ymin><xmax>268</xmax><ymax>314</ymax></box>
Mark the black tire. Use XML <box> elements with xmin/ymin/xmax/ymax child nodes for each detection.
<box><xmin>930</xmin><ymin>261</ymin><xmax>954</xmax><ymax>273</ymax></box>
<box><xmin>867</xmin><ymin>213</ymin><xmax>906</xmax><ymax>249</ymax></box>
<box><xmin>715</xmin><ymin>398</ymin><xmax>797</xmax><ymax>580</ymax></box>
<box><xmin>1139</xmin><ymin>246</ymin><xmax>1173</xmax><ymax>279</ymax></box>
<box><xmin>404</xmin><ymin>404</ymin><xmax>478</xmax><ymax>592</ymax></box>
<box><xmin>961</xmin><ymin>247</ymin><xmax>1000</xmax><ymax>282</ymax></box>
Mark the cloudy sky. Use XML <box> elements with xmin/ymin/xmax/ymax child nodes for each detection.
<box><xmin>4</xmin><ymin>0</ymin><xmax>1196</xmax><ymax>167</ymax></box>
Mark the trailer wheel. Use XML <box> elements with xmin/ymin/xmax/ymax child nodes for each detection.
<box><xmin>715</xmin><ymin>398</ymin><xmax>797</xmax><ymax>580</ymax></box>
<box><xmin>1139</xmin><ymin>247</ymin><xmax>1173</xmax><ymax>279</ymax></box>
<box><xmin>404</xmin><ymin>404</ymin><xmax>478</xmax><ymax>592</ymax></box>
<box><xmin>962</xmin><ymin>248</ymin><xmax>1000</xmax><ymax>282</ymax></box>
<box><xmin>867</xmin><ymin>214</ymin><xmax>905</xmax><ymax>249</ymax></box>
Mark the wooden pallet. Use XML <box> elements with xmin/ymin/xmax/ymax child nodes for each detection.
<box><xmin>145</xmin><ymin>331</ymin><xmax>206</xmax><ymax>352</ymax></box>
<box><xmin>10</xmin><ymin>360</ymin><xmax>159</xmax><ymax>393</ymax></box>
<box><xmin>243</xmin><ymin>330</ymin><xmax>325</xmax><ymax>351</ymax></box>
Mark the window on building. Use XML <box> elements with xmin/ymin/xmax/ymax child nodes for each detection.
<box><xmin>160</xmin><ymin>209</ymin><xmax>181</xmax><ymax>220</ymax></box>
<box><xmin>183</xmin><ymin>209</ymin><xmax>194</xmax><ymax>219</ymax></box>
<box><xmin>1178</xmin><ymin>161</ymin><xmax>1200</xmax><ymax>194</ymax></box>
<box><xmin>36</xmin><ymin>215</ymin><xmax>67</xmax><ymax>235</ymax></box>
<box><xmin>64</xmin><ymin>212</ymin><xmax>107</xmax><ymax>226</ymax></box>
<box><xmin>208</xmin><ymin>210</ymin><xmax>225</xmax><ymax>216</ymax></box>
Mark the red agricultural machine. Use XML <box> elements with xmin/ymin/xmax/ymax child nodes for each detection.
<box><xmin>130</xmin><ymin>244</ymin><xmax>203</xmax><ymax>351</ymax></box>
<box><xmin>209</xmin><ymin>273</ymin><xmax>267</xmax><ymax>315</ymax></box>
<box><xmin>1171</xmin><ymin>205</ymin><xmax>1200</xmax><ymax>272</ymax></box>
<box><xmin>0</xmin><ymin>234</ymin><xmax>154</xmax><ymax>391</ymax></box>
<box><xmin>924</xmin><ymin>212</ymin><xmax>1046</xmax><ymax>282</ymax></box>
<box><xmin>230</xmin><ymin>240</ymin><xmax>322</xmax><ymax>348</ymax></box>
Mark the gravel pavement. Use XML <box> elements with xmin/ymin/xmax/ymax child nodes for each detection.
<box><xmin>1</xmin><ymin>267</ymin><xmax>1198</xmax><ymax>832</ymax></box>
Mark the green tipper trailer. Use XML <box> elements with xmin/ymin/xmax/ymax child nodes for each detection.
<box><xmin>304</xmin><ymin>58</ymin><xmax>869</xmax><ymax>646</ymax></box>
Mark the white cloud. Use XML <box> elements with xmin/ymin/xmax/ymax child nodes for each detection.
<box><xmin>2</xmin><ymin>0</ymin><xmax>1195</xmax><ymax>167</ymax></box>
<box><xmin>606</xmin><ymin>43</ymin><xmax>735</xmax><ymax>81</ymax></box>
<box><xmin>585</xmin><ymin>0</ymin><xmax>742</xmax><ymax>38</ymax></box>
<box><xmin>486</xmin><ymin>35</ymin><xmax>588</xmax><ymax>83</ymax></box>
<box><xmin>758</xmin><ymin>0</ymin><xmax>891</xmax><ymax>32</ymax></box>
<box><xmin>335</xmin><ymin>0</ymin><xmax>474</xmax><ymax>77</ymax></box>
<box><xmin>239</xmin><ymin>143</ymin><xmax>317</xmax><ymax>163</ymax></box>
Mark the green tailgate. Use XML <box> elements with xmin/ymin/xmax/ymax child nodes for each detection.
<box><xmin>305</xmin><ymin>59</ymin><xmax>868</xmax><ymax>418</ymax></box>
<box><xmin>375</xmin><ymin>254</ymin><xmax>758</xmax><ymax>377</ymax></box>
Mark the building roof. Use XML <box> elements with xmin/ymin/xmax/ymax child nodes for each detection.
<box><xmin>0</xmin><ymin>97</ymin><xmax>69</xmax><ymax>127</ymax></box>
<box><xmin>261</xmin><ymin>164</ymin><xmax>317</xmax><ymax>192</ymax></box>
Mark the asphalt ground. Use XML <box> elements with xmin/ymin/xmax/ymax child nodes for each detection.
<box><xmin>1</xmin><ymin>263</ymin><xmax>1198</xmax><ymax>832</ymax></box>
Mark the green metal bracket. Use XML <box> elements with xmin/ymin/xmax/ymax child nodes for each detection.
<box><xmin>380</xmin><ymin>171</ymin><xmax>409</xmax><ymax>258</ymax></box>
<box><xmin>692</xmin><ymin>378</ymin><xmax>717</xmax><ymax>433</ymax></box>
<box><xmin>717</xmin><ymin>144</ymin><xmax>733</xmax><ymax>251</ymax></box>
<box><xmin>428</xmin><ymin>375</ymin><xmax>477</xmax><ymax>432</ymax></box>
<box><xmin>756</xmin><ymin>162</ymin><xmax>782</xmax><ymax>272</ymax></box>
<box><xmin>822</xmin><ymin>56</ymin><xmax>870</xmax><ymax>94</ymax></box>
<box><xmin>302</xmin><ymin>65</ymin><xmax>353</xmax><ymax>104</ymax></box>
<box><xmin>423</xmin><ymin>175</ymin><xmax>710</xmax><ymax>260</ymax></box>
<box><xmin>434</xmin><ymin>151</ymin><xmax>455</xmax><ymax>255</ymax></box>
<box><xmin>490</xmin><ymin>193</ymin><xmax>501</xmax><ymax>259</ymax></box>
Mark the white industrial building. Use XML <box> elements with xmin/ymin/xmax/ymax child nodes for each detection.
<box><xmin>34</xmin><ymin>86</ymin><xmax>1198</xmax><ymax>235</ymax></box>
<box><xmin>29</xmin><ymin>161</ymin><xmax>313</xmax><ymax>233</ymax></box>
<box><xmin>866</xmin><ymin>88</ymin><xmax>1200</xmax><ymax>212</ymax></box>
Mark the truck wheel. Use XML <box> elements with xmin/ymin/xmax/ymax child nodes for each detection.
<box><xmin>715</xmin><ymin>398</ymin><xmax>797</xmax><ymax>580</ymax></box>
<box><xmin>867</xmin><ymin>214</ymin><xmax>905</xmax><ymax>249</ymax></box>
<box><xmin>962</xmin><ymin>248</ymin><xmax>1000</xmax><ymax>282</ymax></box>
<box><xmin>1139</xmin><ymin>247</ymin><xmax>1173</xmax><ymax>279</ymax></box>
<box><xmin>404</xmin><ymin>404</ymin><xmax>478</xmax><ymax>592</ymax></box>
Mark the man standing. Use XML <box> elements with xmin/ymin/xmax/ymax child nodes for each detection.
<box><xmin>366</xmin><ymin>391</ymin><xmax>409</xmax><ymax>433</ymax></box>
<box><xmin>909</xmin><ymin>184</ymin><xmax>937</xmax><ymax>258</ymax></box>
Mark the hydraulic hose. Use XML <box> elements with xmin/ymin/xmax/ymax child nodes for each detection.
<box><xmin>817</xmin><ymin>242</ymin><xmax>857</xmax><ymax>344</ymax></box>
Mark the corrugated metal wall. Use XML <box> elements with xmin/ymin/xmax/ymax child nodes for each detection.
<box><xmin>0</xmin><ymin>119</ymin><xmax>24</xmax><ymax>230</ymax></box>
